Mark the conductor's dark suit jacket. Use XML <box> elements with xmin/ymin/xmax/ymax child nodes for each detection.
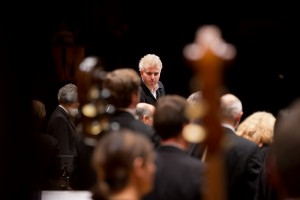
<box><xmin>143</xmin><ymin>145</ymin><xmax>204</xmax><ymax>200</ymax></box>
<box><xmin>140</xmin><ymin>81</ymin><xmax>165</xmax><ymax>105</ymax></box>
<box><xmin>223</xmin><ymin>126</ymin><xmax>263</xmax><ymax>200</ymax></box>
<box><xmin>47</xmin><ymin>106</ymin><xmax>77</xmax><ymax>173</ymax></box>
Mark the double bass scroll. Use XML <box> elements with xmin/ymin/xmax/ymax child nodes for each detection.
<box><xmin>183</xmin><ymin>25</ymin><xmax>236</xmax><ymax>200</ymax></box>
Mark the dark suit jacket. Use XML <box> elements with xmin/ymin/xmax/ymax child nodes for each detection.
<box><xmin>140</xmin><ymin>81</ymin><xmax>165</xmax><ymax>105</ymax></box>
<box><xmin>47</xmin><ymin>106</ymin><xmax>77</xmax><ymax>173</ymax></box>
<box><xmin>70</xmin><ymin>110</ymin><xmax>160</xmax><ymax>190</ymax></box>
<box><xmin>143</xmin><ymin>145</ymin><xmax>204</xmax><ymax>200</ymax></box>
<box><xmin>108</xmin><ymin>110</ymin><xmax>160</xmax><ymax>147</ymax></box>
<box><xmin>254</xmin><ymin>145</ymin><xmax>279</xmax><ymax>200</ymax></box>
<box><xmin>223</xmin><ymin>126</ymin><xmax>263</xmax><ymax>200</ymax></box>
<box><xmin>70</xmin><ymin>133</ymin><xmax>96</xmax><ymax>190</ymax></box>
<box><xmin>33</xmin><ymin>132</ymin><xmax>63</xmax><ymax>190</ymax></box>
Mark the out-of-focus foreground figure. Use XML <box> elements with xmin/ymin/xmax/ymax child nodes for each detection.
<box><xmin>91</xmin><ymin>129</ymin><xmax>156</xmax><ymax>200</ymax></box>
<box><xmin>270</xmin><ymin>99</ymin><xmax>300</xmax><ymax>199</ymax></box>
<box><xmin>143</xmin><ymin>95</ymin><xmax>205</xmax><ymax>200</ymax></box>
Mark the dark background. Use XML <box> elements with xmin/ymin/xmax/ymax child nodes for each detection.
<box><xmin>14</xmin><ymin>1</ymin><xmax>300</xmax><ymax>117</ymax></box>
<box><xmin>0</xmin><ymin>1</ymin><xmax>299</xmax><ymax>199</ymax></box>
<box><xmin>2</xmin><ymin>0</ymin><xmax>299</xmax><ymax>117</ymax></box>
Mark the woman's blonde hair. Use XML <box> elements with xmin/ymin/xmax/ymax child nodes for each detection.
<box><xmin>236</xmin><ymin>111</ymin><xmax>276</xmax><ymax>146</ymax></box>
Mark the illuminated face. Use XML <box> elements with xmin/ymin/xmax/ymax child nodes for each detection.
<box><xmin>140</xmin><ymin>66</ymin><xmax>161</xmax><ymax>89</ymax></box>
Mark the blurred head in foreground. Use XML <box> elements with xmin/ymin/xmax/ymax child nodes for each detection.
<box><xmin>270</xmin><ymin>98</ymin><xmax>300</xmax><ymax>198</ymax></box>
<box><xmin>92</xmin><ymin>129</ymin><xmax>156</xmax><ymax>200</ymax></box>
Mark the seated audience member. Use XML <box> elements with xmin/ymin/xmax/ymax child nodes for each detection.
<box><xmin>143</xmin><ymin>95</ymin><xmax>205</xmax><ymax>200</ymax></box>
<box><xmin>268</xmin><ymin>99</ymin><xmax>300</xmax><ymax>199</ymax></box>
<box><xmin>138</xmin><ymin>54</ymin><xmax>165</xmax><ymax>105</ymax></box>
<box><xmin>91</xmin><ymin>129</ymin><xmax>156</xmax><ymax>200</ymax></box>
<box><xmin>136</xmin><ymin>102</ymin><xmax>155</xmax><ymax>126</ymax></box>
<box><xmin>220</xmin><ymin>93</ymin><xmax>263</xmax><ymax>200</ymax></box>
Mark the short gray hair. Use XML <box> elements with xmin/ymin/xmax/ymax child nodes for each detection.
<box><xmin>187</xmin><ymin>91</ymin><xmax>202</xmax><ymax>106</ymax></box>
<box><xmin>57</xmin><ymin>83</ymin><xmax>78</xmax><ymax>104</ymax></box>
<box><xmin>138</xmin><ymin>54</ymin><xmax>163</xmax><ymax>71</ymax></box>
<box><xmin>220</xmin><ymin>93</ymin><xmax>243</xmax><ymax>121</ymax></box>
<box><xmin>136</xmin><ymin>103</ymin><xmax>155</xmax><ymax>120</ymax></box>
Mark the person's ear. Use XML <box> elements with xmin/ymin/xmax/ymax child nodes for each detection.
<box><xmin>96</xmin><ymin>167</ymin><xmax>105</xmax><ymax>181</ymax></box>
<box><xmin>142</xmin><ymin>115</ymin><xmax>148</xmax><ymax>123</ymax></box>
<box><xmin>237</xmin><ymin>111</ymin><xmax>243</xmax><ymax>123</ymax></box>
<box><xmin>234</xmin><ymin>111</ymin><xmax>244</xmax><ymax>129</ymax></box>
<box><xmin>131</xmin><ymin>92</ymin><xmax>140</xmax><ymax>106</ymax></box>
<box><xmin>133</xmin><ymin>157</ymin><xmax>145</xmax><ymax>177</ymax></box>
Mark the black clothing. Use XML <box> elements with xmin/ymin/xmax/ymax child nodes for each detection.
<box><xmin>143</xmin><ymin>145</ymin><xmax>204</xmax><ymax>200</ymax></box>
<box><xmin>140</xmin><ymin>81</ymin><xmax>165</xmax><ymax>105</ymax></box>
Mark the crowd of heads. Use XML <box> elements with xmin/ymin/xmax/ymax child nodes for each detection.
<box><xmin>34</xmin><ymin>51</ymin><xmax>300</xmax><ymax>200</ymax></box>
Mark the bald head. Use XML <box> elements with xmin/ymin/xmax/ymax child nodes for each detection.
<box><xmin>136</xmin><ymin>103</ymin><xmax>155</xmax><ymax>126</ymax></box>
<box><xmin>220</xmin><ymin>93</ymin><xmax>243</xmax><ymax>128</ymax></box>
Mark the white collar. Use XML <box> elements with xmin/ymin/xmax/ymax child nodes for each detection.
<box><xmin>59</xmin><ymin>105</ymin><xmax>68</xmax><ymax>114</ymax></box>
<box><xmin>221</xmin><ymin>123</ymin><xmax>235</xmax><ymax>132</ymax></box>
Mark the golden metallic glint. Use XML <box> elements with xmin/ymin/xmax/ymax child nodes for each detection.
<box><xmin>89</xmin><ymin>121</ymin><xmax>102</xmax><ymax>135</ymax></box>
<box><xmin>185</xmin><ymin>102</ymin><xmax>207</xmax><ymax>121</ymax></box>
<box><xmin>82</xmin><ymin>103</ymin><xmax>97</xmax><ymax>118</ymax></box>
<box><xmin>182</xmin><ymin>123</ymin><xmax>206</xmax><ymax>143</ymax></box>
<box><xmin>89</xmin><ymin>86</ymin><xmax>100</xmax><ymax>100</ymax></box>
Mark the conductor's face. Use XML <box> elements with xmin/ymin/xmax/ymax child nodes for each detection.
<box><xmin>140</xmin><ymin>65</ymin><xmax>161</xmax><ymax>89</ymax></box>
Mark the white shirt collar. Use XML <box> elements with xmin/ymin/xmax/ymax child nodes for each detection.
<box><xmin>59</xmin><ymin>104</ymin><xmax>68</xmax><ymax>114</ymax></box>
<box><xmin>221</xmin><ymin>123</ymin><xmax>235</xmax><ymax>132</ymax></box>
